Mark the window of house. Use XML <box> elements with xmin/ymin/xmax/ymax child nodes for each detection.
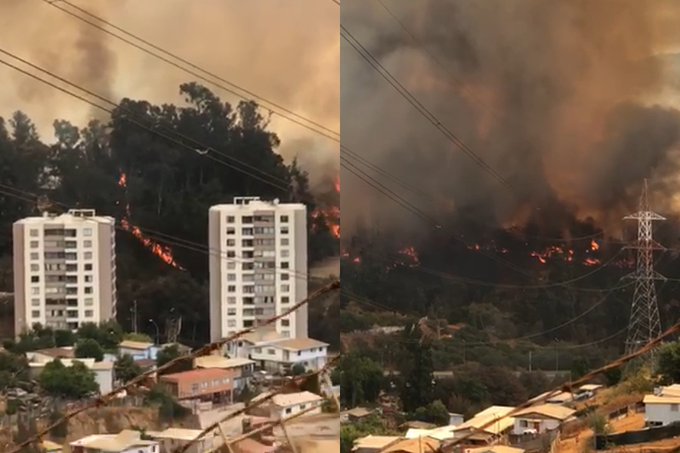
<box><xmin>227</xmin><ymin>297</ymin><xmax>236</xmax><ymax>305</ymax></box>
<box><xmin>227</xmin><ymin>308</ymin><xmax>236</xmax><ymax>316</ymax></box>
<box><xmin>243</xmin><ymin>320</ymin><xmax>254</xmax><ymax>327</ymax></box>
<box><xmin>31</xmin><ymin>276</ymin><xmax>39</xmax><ymax>283</ymax></box>
<box><xmin>29</xmin><ymin>229</ymin><xmax>39</xmax><ymax>237</ymax></box>
<box><xmin>281</xmin><ymin>262</ymin><xmax>289</xmax><ymax>269</ymax></box>
<box><xmin>85</xmin><ymin>298</ymin><xmax>94</xmax><ymax>306</ymax></box>
<box><xmin>30</xmin><ymin>241</ymin><xmax>39</xmax><ymax>249</ymax></box>
<box><xmin>226</xmin><ymin>216</ymin><xmax>235</xmax><ymax>223</ymax></box>
<box><xmin>242</xmin><ymin>216</ymin><xmax>253</xmax><ymax>223</ymax></box>
<box><xmin>29</xmin><ymin>264</ymin><xmax>39</xmax><ymax>272</ymax></box>
<box><xmin>281</xmin><ymin>296</ymin><xmax>290</xmax><ymax>304</ymax></box>
<box><xmin>31</xmin><ymin>287</ymin><xmax>40</xmax><ymax>295</ymax></box>
<box><xmin>300</xmin><ymin>404</ymin><xmax>306</xmax><ymax>410</ymax></box>
<box><xmin>226</xmin><ymin>239</ymin><xmax>235</xmax><ymax>247</ymax></box>
<box><xmin>84</xmin><ymin>252</ymin><xmax>93</xmax><ymax>260</ymax></box>
<box><xmin>85</xmin><ymin>310</ymin><xmax>93</xmax><ymax>318</ymax></box>
<box><xmin>520</xmin><ymin>420</ymin><xmax>528</xmax><ymax>427</ymax></box>
<box><xmin>227</xmin><ymin>285</ymin><xmax>236</xmax><ymax>292</ymax></box>
<box><xmin>31</xmin><ymin>310</ymin><xmax>40</xmax><ymax>318</ymax></box>
<box><xmin>254</xmin><ymin>348</ymin><xmax>262</xmax><ymax>353</ymax></box>
<box><xmin>85</xmin><ymin>275</ymin><xmax>93</xmax><ymax>283</ymax></box>
<box><xmin>192</xmin><ymin>384</ymin><xmax>199</xmax><ymax>394</ymax></box>
<box><xmin>226</xmin><ymin>227</ymin><xmax>235</xmax><ymax>235</ymax></box>
<box><xmin>281</xmin><ymin>273</ymin><xmax>289</xmax><ymax>281</ymax></box>
<box><xmin>30</xmin><ymin>252</ymin><xmax>39</xmax><ymax>260</ymax></box>
<box><xmin>227</xmin><ymin>274</ymin><xmax>236</xmax><ymax>282</ymax></box>
<box><xmin>227</xmin><ymin>319</ymin><xmax>236</xmax><ymax>327</ymax></box>
<box><xmin>281</xmin><ymin>284</ymin><xmax>290</xmax><ymax>292</ymax></box>
<box><xmin>280</xmin><ymin>215</ymin><xmax>289</xmax><ymax>223</ymax></box>
<box><xmin>280</xmin><ymin>226</ymin><xmax>289</xmax><ymax>234</ymax></box>
<box><xmin>227</xmin><ymin>262</ymin><xmax>236</xmax><ymax>270</ymax></box>
<box><xmin>84</xmin><ymin>287</ymin><xmax>93</xmax><ymax>294</ymax></box>
<box><xmin>83</xmin><ymin>240</ymin><xmax>92</xmax><ymax>248</ymax></box>
<box><xmin>31</xmin><ymin>298</ymin><xmax>40</xmax><ymax>306</ymax></box>
<box><xmin>85</xmin><ymin>263</ymin><xmax>92</xmax><ymax>271</ymax></box>
<box><xmin>286</xmin><ymin>408</ymin><xmax>292</xmax><ymax>414</ymax></box>
<box><xmin>242</xmin><ymin>228</ymin><xmax>253</xmax><ymax>235</ymax></box>
<box><xmin>83</xmin><ymin>228</ymin><xmax>92</xmax><ymax>237</ymax></box>
<box><xmin>268</xmin><ymin>349</ymin><xmax>275</xmax><ymax>355</ymax></box>
<box><xmin>282</xmin><ymin>319</ymin><xmax>290</xmax><ymax>327</ymax></box>
<box><xmin>227</xmin><ymin>251</ymin><xmax>235</xmax><ymax>258</ymax></box>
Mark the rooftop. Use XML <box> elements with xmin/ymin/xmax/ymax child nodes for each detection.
<box><xmin>353</xmin><ymin>435</ymin><xmax>400</xmax><ymax>450</ymax></box>
<box><xmin>17</xmin><ymin>210</ymin><xmax>113</xmax><ymax>225</ymax></box>
<box><xmin>147</xmin><ymin>427</ymin><xmax>205</xmax><ymax>441</ymax></box>
<box><xmin>30</xmin><ymin>347</ymin><xmax>75</xmax><ymax>359</ymax></box>
<box><xmin>119</xmin><ymin>340</ymin><xmax>154</xmax><ymax>351</ymax></box>
<box><xmin>275</xmin><ymin>338</ymin><xmax>329</xmax><ymax>351</ymax></box>
<box><xmin>644</xmin><ymin>394</ymin><xmax>680</xmax><ymax>404</ymax></box>
<box><xmin>70</xmin><ymin>430</ymin><xmax>157</xmax><ymax>452</ymax></box>
<box><xmin>579</xmin><ymin>384</ymin><xmax>604</xmax><ymax>392</ymax></box>
<box><xmin>383</xmin><ymin>437</ymin><xmax>441</xmax><ymax>453</ymax></box>
<box><xmin>514</xmin><ymin>404</ymin><xmax>576</xmax><ymax>421</ymax></box>
<box><xmin>240</xmin><ymin>329</ymin><xmax>287</xmax><ymax>345</ymax></box>
<box><xmin>194</xmin><ymin>355</ymin><xmax>255</xmax><ymax>369</ymax></box>
<box><xmin>470</xmin><ymin>446</ymin><xmax>526</xmax><ymax>453</ymax></box>
<box><xmin>455</xmin><ymin>406</ymin><xmax>515</xmax><ymax>435</ymax></box>
<box><xmin>160</xmin><ymin>367</ymin><xmax>232</xmax><ymax>383</ymax></box>
<box><xmin>271</xmin><ymin>391</ymin><xmax>324</xmax><ymax>408</ymax></box>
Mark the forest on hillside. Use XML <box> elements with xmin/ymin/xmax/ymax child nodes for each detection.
<box><xmin>0</xmin><ymin>82</ymin><xmax>339</xmax><ymax>344</ymax></box>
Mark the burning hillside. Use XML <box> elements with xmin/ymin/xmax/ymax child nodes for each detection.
<box><xmin>312</xmin><ymin>175</ymin><xmax>340</xmax><ymax>239</ymax></box>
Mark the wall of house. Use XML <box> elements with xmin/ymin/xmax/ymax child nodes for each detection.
<box><xmin>119</xmin><ymin>347</ymin><xmax>151</xmax><ymax>360</ymax></box>
<box><xmin>646</xmin><ymin>404</ymin><xmax>680</xmax><ymax>426</ymax></box>
<box><xmin>94</xmin><ymin>369</ymin><xmax>113</xmax><ymax>394</ymax></box>
<box><xmin>170</xmin><ymin>376</ymin><xmax>233</xmax><ymax>399</ymax></box>
<box><xmin>513</xmin><ymin>418</ymin><xmax>561</xmax><ymax>435</ymax></box>
<box><xmin>271</xmin><ymin>401</ymin><xmax>322</xmax><ymax>420</ymax></box>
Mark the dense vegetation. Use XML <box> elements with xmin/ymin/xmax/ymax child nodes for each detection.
<box><xmin>0</xmin><ymin>82</ymin><xmax>338</xmax><ymax>343</ymax></box>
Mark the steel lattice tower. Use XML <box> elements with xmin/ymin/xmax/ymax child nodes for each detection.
<box><xmin>623</xmin><ymin>179</ymin><xmax>665</xmax><ymax>355</ymax></box>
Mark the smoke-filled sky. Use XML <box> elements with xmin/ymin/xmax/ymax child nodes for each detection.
<box><xmin>0</xmin><ymin>0</ymin><xmax>338</xmax><ymax>184</ymax></box>
<box><xmin>342</xmin><ymin>0</ymin><xmax>680</xmax><ymax>236</ymax></box>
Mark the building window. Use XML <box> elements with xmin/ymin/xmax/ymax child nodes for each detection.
<box><xmin>83</xmin><ymin>228</ymin><xmax>93</xmax><ymax>237</ymax></box>
<box><xmin>226</xmin><ymin>227</ymin><xmax>235</xmax><ymax>235</ymax></box>
<box><xmin>254</xmin><ymin>348</ymin><xmax>262</xmax><ymax>353</ymax></box>
<box><xmin>31</xmin><ymin>310</ymin><xmax>40</xmax><ymax>318</ymax></box>
<box><xmin>227</xmin><ymin>251</ymin><xmax>235</xmax><ymax>258</ymax></box>
<box><xmin>243</xmin><ymin>320</ymin><xmax>254</xmax><ymax>327</ymax></box>
<box><xmin>281</xmin><ymin>238</ymin><xmax>289</xmax><ymax>246</ymax></box>
<box><xmin>226</xmin><ymin>215</ymin><xmax>235</xmax><ymax>223</ymax></box>
<box><xmin>286</xmin><ymin>408</ymin><xmax>292</xmax><ymax>414</ymax></box>
<box><xmin>85</xmin><ymin>263</ymin><xmax>93</xmax><ymax>271</ymax></box>
<box><xmin>30</xmin><ymin>264</ymin><xmax>39</xmax><ymax>272</ymax></box>
<box><xmin>84</xmin><ymin>298</ymin><xmax>94</xmax><ymax>306</ymax></box>
<box><xmin>226</xmin><ymin>239</ymin><xmax>235</xmax><ymax>247</ymax></box>
<box><xmin>281</xmin><ymin>284</ymin><xmax>290</xmax><ymax>292</ymax></box>
<box><xmin>227</xmin><ymin>308</ymin><xmax>236</xmax><ymax>316</ymax></box>
<box><xmin>30</xmin><ymin>241</ymin><xmax>39</xmax><ymax>249</ymax></box>
<box><xmin>281</xmin><ymin>273</ymin><xmax>289</xmax><ymax>281</ymax></box>
<box><xmin>267</xmin><ymin>349</ymin><xmax>275</xmax><ymax>355</ymax></box>
<box><xmin>30</xmin><ymin>252</ymin><xmax>39</xmax><ymax>260</ymax></box>
<box><xmin>84</xmin><ymin>252</ymin><xmax>93</xmax><ymax>260</ymax></box>
<box><xmin>242</xmin><ymin>216</ymin><xmax>253</xmax><ymax>223</ymax></box>
<box><xmin>520</xmin><ymin>420</ymin><xmax>528</xmax><ymax>427</ymax></box>
<box><xmin>31</xmin><ymin>298</ymin><xmax>40</xmax><ymax>306</ymax></box>
<box><xmin>281</xmin><ymin>296</ymin><xmax>290</xmax><ymax>304</ymax></box>
<box><xmin>227</xmin><ymin>262</ymin><xmax>236</xmax><ymax>270</ymax></box>
<box><xmin>83</xmin><ymin>240</ymin><xmax>92</xmax><ymax>248</ymax></box>
<box><xmin>282</xmin><ymin>319</ymin><xmax>290</xmax><ymax>327</ymax></box>
<box><xmin>227</xmin><ymin>297</ymin><xmax>236</xmax><ymax>305</ymax></box>
<box><xmin>227</xmin><ymin>319</ymin><xmax>236</xmax><ymax>327</ymax></box>
<box><xmin>281</xmin><ymin>262</ymin><xmax>289</xmax><ymax>269</ymax></box>
<box><xmin>29</xmin><ymin>229</ymin><xmax>39</xmax><ymax>237</ymax></box>
<box><xmin>31</xmin><ymin>287</ymin><xmax>40</xmax><ymax>295</ymax></box>
<box><xmin>31</xmin><ymin>276</ymin><xmax>39</xmax><ymax>283</ymax></box>
<box><xmin>280</xmin><ymin>227</ymin><xmax>289</xmax><ymax>235</ymax></box>
<box><xmin>280</xmin><ymin>215</ymin><xmax>289</xmax><ymax>223</ymax></box>
<box><xmin>281</xmin><ymin>250</ymin><xmax>289</xmax><ymax>258</ymax></box>
<box><xmin>227</xmin><ymin>285</ymin><xmax>236</xmax><ymax>292</ymax></box>
<box><xmin>227</xmin><ymin>274</ymin><xmax>236</xmax><ymax>282</ymax></box>
<box><xmin>85</xmin><ymin>275</ymin><xmax>93</xmax><ymax>283</ymax></box>
<box><xmin>84</xmin><ymin>287</ymin><xmax>93</xmax><ymax>294</ymax></box>
<box><xmin>242</xmin><ymin>228</ymin><xmax>253</xmax><ymax>235</ymax></box>
<box><xmin>83</xmin><ymin>310</ymin><xmax>93</xmax><ymax>318</ymax></box>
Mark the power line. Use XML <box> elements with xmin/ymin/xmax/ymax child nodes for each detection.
<box><xmin>0</xmin><ymin>50</ymin><xmax>291</xmax><ymax>192</ymax></box>
<box><xmin>42</xmin><ymin>0</ymin><xmax>340</xmax><ymax>142</ymax></box>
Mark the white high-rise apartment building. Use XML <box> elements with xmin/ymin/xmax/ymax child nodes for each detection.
<box><xmin>13</xmin><ymin>209</ymin><xmax>117</xmax><ymax>334</ymax></box>
<box><xmin>209</xmin><ymin>197</ymin><xmax>307</xmax><ymax>342</ymax></box>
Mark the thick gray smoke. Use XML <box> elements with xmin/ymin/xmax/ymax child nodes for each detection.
<box><xmin>0</xmin><ymin>0</ymin><xmax>338</xmax><ymax>184</ymax></box>
<box><xmin>341</xmin><ymin>0</ymin><xmax>680</xmax><ymax>236</ymax></box>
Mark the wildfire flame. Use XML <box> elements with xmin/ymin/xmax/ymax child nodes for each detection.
<box><xmin>590</xmin><ymin>240</ymin><xmax>599</xmax><ymax>252</ymax></box>
<box><xmin>397</xmin><ymin>246</ymin><xmax>420</xmax><ymax>267</ymax></box>
<box><xmin>311</xmin><ymin>175</ymin><xmax>340</xmax><ymax>239</ymax></box>
<box><xmin>117</xmin><ymin>172</ymin><xmax>183</xmax><ymax>270</ymax></box>
<box><xmin>583</xmin><ymin>257</ymin><xmax>601</xmax><ymax>267</ymax></box>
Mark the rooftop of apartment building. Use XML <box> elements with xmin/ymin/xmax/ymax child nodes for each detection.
<box><xmin>15</xmin><ymin>209</ymin><xmax>114</xmax><ymax>225</ymax></box>
<box><xmin>209</xmin><ymin>196</ymin><xmax>306</xmax><ymax>211</ymax></box>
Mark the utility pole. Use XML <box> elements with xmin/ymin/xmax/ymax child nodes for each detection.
<box><xmin>130</xmin><ymin>300</ymin><xmax>138</xmax><ymax>334</ymax></box>
<box><xmin>623</xmin><ymin>179</ymin><xmax>665</xmax><ymax>357</ymax></box>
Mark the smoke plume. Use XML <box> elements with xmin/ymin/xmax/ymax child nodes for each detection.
<box><xmin>342</xmin><ymin>0</ymin><xmax>680</xmax><ymax>237</ymax></box>
<box><xmin>0</xmin><ymin>0</ymin><xmax>338</xmax><ymax>183</ymax></box>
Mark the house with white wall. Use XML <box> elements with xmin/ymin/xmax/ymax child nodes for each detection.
<box><xmin>146</xmin><ymin>427</ymin><xmax>215</xmax><ymax>453</ymax></box>
<box><xmin>118</xmin><ymin>340</ymin><xmax>155</xmax><ymax>360</ymax></box>
<box><xmin>27</xmin><ymin>357</ymin><xmax>114</xmax><ymax>394</ymax></box>
<box><xmin>249</xmin><ymin>338</ymin><xmax>328</xmax><ymax>373</ymax></box>
<box><xmin>512</xmin><ymin>404</ymin><xmax>576</xmax><ymax>435</ymax></box>
<box><xmin>265</xmin><ymin>391</ymin><xmax>324</xmax><ymax>420</ymax></box>
<box><xmin>644</xmin><ymin>385</ymin><xmax>680</xmax><ymax>427</ymax></box>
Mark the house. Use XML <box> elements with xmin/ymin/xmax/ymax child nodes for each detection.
<box><xmin>342</xmin><ymin>406</ymin><xmax>375</xmax><ymax>423</ymax></box>
<box><xmin>470</xmin><ymin>446</ymin><xmax>525</xmax><ymax>453</ymax></box>
<box><xmin>70</xmin><ymin>430</ymin><xmax>159</xmax><ymax>453</ymax></box>
<box><xmin>27</xmin><ymin>358</ymin><xmax>114</xmax><ymax>394</ymax></box>
<box><xmin>352</xmin><ymin>435</ymin><xmax>400</xmax><ymax>453</ymax></box>
<box><xmin>146</xmin><ymin>427</ymin><xmax>215</xmax><ymax>453</ymax></box>
<box><xmin>382</xmin><ymin>437</ymin><xmax>441</xmax><ymax>453</ymax></box>
<box><xmin>404</xmin><ymin>426</ymin><xmax>456</xmax><ymax>441</ymax></box>
<box><xmin>263</xmin><ymin>391</ymin><xmax>324</xmax><ymax>420</ymax></box>
<box><xmin>193</xmin><ymin>355</ymin><xmax>255</xmax><ymax>390</ymax></box>
<box><xmin>453</xmin><ymin>406</ymin><xmax>515</xmax><ymax>445</ymax></box>
<box><xmin>27</xmin><ymin>347</ymin><xmax>75</xmax><ymax>362</ymax></box>
<box><xmin>643</xmin><ymin>386</ymin><xmax>680</xmax><ymax>427</ymax></box>
<box><xmin>528</xmin><ymin>390</ymin><xmax>574</xmax><ymax>406</ymax></box>
<box><xmin>160</xmin><ymin>368</ymin><xmax>234</xmax><ymax>404</ymax></box>
<box><xmin>118</xmin><ymin>340</ymin><xmax>155</xmax><ymax>360</ymax></box>
<box><xmin>512</xmin><ymin>404</ymin><xmax>576</xmax><ymax>435</ymax></box>
<box><xmin>228</xmin><ymin>329</ymin><xmax>287</xmax><ymax>358</ymax></box>
<box><xmin>249</xmin><ymin>338</ymin><xmax>328</xmax><ymax>373</ymax></box>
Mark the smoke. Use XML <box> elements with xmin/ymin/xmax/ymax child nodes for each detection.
<box><xmin>0</xmin><ymin>0</ymin><xmax>338</xmax><ymax>183</ymax></box>
<box><xmin>342</xmin><ymin>0</ymin><xmax>680</xmax><ymax>237</ymax></box>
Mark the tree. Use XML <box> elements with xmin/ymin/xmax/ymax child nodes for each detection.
<box><xmin>156</xmin><ymin>344</ymin><xmax>192</xmax><ymax>374</ymax></box>
<box><xmin>54</xmin><ymin>330</ymin><xmax>76</xmax><ymax>347</ymax></box>
<box><xmin>39</xmin><ymin>360</ymin><xmax>98</xmax><ymax>398</ymax></box>
<box><xmin>77</xmin><ymin>321</ymin><xmax>123</xmax><ymax>351</ymax></box>
<box><xmin>75</xmin><ymin>338</ymin><xmax>104</xmax><ymax>362</ymax></box>
<box><xmin>399</xmin><ymin>323</ymin><xmax>435</xmax><ymax>412</ymax></box>
<box><xmin>115</xmin><ymin>354</ymin><xmax>142</xmax><ymax>382</ymax></box>
<box><xmin>657</xmin><ymin>341</ymin><xmax>680</xmax><ymax>384</ymax></box>
<box><xmin>292</xmin><ymin>364</ymin><xmax>306</xmax><ymax>376</ymax></box>
<box><xmin>0</xmin><ymin>352</ymin><xmax>29</xmax><ymax>391</ymax></box>
<box><xmin>334</xmin><ymin>353</ymin><xmax>384</xmax><ymax>408</ymax></box>
<box><xmin>411</xmin><ymin>400</ymin><xmax>450</xmax><ymax>426</ymax></box>
<box><xmin>123</xmin><ymin>332</ymin><xmax>153</xmax><ymax>343</ymax></box>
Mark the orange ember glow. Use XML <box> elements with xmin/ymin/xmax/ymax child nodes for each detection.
<box><xmin>397</xmin><ymin>246</ymin><xmax>420</xmax><ymax>267</ymax></box>
<box><xmin>120</xmin><ymin>219</ymin><xmax>184</xmax><ymax>270</ymax></box>
<box><xmin>583</xmin><ymin>257</ymin><xmax>601</xmax><ymax>266</ymax></box>
<box><xmin>353</xmin><ymin>256</ymin><xmax>361</xmax><ymax>264</ymax></box>
<box><xmin>590</xmin><ymin>240</ymin><xmax>599</xmax><ymax>252</ymax></box>
<box><xmin>118</xmin><ymin>173</ymin><xmax>127</xmax><ymax>188</ymax></box>
<box><xmin>334</xmin><ymin>176</ymin><xmax>340</xmax><ymax>193</ymax></box>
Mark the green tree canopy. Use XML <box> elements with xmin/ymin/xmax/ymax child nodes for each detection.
<box><xmin>333</xmin><ymin>353</ymin><xmax>384</xmax><ymax>408</ymax></box>
<box><xmin>75</xmin><ymin>338</ymin><xmax>104</xmax><ymax>362</ymax></box>
<box><xmin>38</xmin><ymin>360</ymin><xmax>98</xmax><ymax>398</ymax></box>
<box><xmin>657</xmin><ymin>341</ymin><xmax>680</xmax><ymax>384</ymax></box>
<box><xmin>115</xmin><ymin>354</ymin><xmax>143</xmax><ymax>383</ymax></box>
